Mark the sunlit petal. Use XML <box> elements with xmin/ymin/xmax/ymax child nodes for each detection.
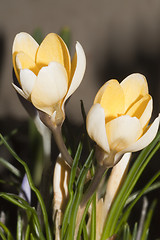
<box><xmin>64</xmin><ymin>42</ymin><xmax>86</xmax><ymax>103</ymax></box>
<box><xmin>106</xmin><ymin>115</ymin><xmax>143</xmax><ymax>152</ymax></box>
<box><xmin>31</xmin><ymin>62</ymin><xmax>68</xmax><ymax>115</ymax></box>
<box><xmin>20</xmin><ymin>69</ymin><xmax>36</xmax><ymax>98</ymax></box>
<box><xmin>36</xmin><ymin>33</ymin><xmax>71</xmax><ymax>75</ymax></box>
<box><xmin>12</xmin><ymin>32</ymin><xmax>39</xmax><ymax>80</ymax></box>
<box><xmin>104</xmin><ymin>152</ymin><xmax>131</xmax><ymax>211</ymax></box>
<box><xmin>121</xmin><ymin>73</ymin><xmax>148</xmax><ymax>112</ymax></box>
<box><xmin>126</xmin><ymin>94</ymin><xmax>153</xmax><ymax>129</ymax></box>
<box><xmin>16</xmin><ymin>52</ymin><xmax>39</xmax><ymax>76</ymax></box>
<box><xmin>115</xmin><ymin>115</ymin><xmax>160</xmax><ymax>162</ymax></box>
<box><xmin>95</xmin><ymin>80</ymin><xmax>125</xmax><ymax>122</ymax></box>
<box><xmin>86</xmin><ymin>103</ymin><xmax>110</xmax><ymax>153</ymax></box>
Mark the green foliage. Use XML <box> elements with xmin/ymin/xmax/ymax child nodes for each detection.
<box><xmin>0</xmin><ymin>125</ymin><xmax>160</xmax><ymax>240</ymax></box>
<box><xmin>100</xmin><ymin>131</ymin><xmax>160</xmax><ymax>240</ymax></box>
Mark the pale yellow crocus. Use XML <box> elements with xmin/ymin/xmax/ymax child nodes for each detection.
<box><xmin>53</xmin><ymin>154</ymin><xmax>70</xmax><ymax>240</ymax></box>
<box><xmin>87</xmin><ymin>73</ymin><xmax>160</xmax><ymax>165</ymax></box>
<box><xmin>12</xmin><ymin>32</ymin><xmax>86</xmax><ymax>125</ymax></box>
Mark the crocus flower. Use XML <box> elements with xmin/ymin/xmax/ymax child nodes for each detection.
<box><xmin>87</xmin><ymin>73</ymin><xmax>160</xmax><ymax>165</ymax></box>
<box><xmin>12</xmin><ymin>32</ymin><xmax>86</xmax><ymax>125</ymax></box>
<box><xmin>53</xmin><ymin>154</ymin><xmax>70</xmax><ymax>215</ymax></box>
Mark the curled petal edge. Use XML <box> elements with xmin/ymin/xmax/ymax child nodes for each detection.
<box><xmin>86</xmin><ymin>103</ymin><xmax>110</xmax><ymax>153</ymax></box>
<box><xmin>114</xmin><ymin>114</ymin><xmax>160</xmax><ymax>164</ymax></box>
<box><xmin>20</xmin><ymin>69</ymin><xmax>36</xmax><ymax>97</ymax></box>
<box><xmin>64</xmin><ymin>41</ymin><xmax>86</xmax><ymax>104</ymax></box>
<box><xmin>12</xmin><ymin>83</ymin><xmax>28</xmax><ymax>99</ymax></box>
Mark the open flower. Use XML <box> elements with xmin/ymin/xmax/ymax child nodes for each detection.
<box><xmin>12</xmin><ymin>32</ymin><xmax>86</xmax><ymax>125</ymax></box>
<box><xmin>87</xmin><ymin>73</ymin><xmax>160</xmax><ymax>165</ymax></box>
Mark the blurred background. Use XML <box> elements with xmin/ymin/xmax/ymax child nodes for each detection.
<box><xmin>0</xmin><ymin>0</ymin><xmax>160</xmax><ymax>238</ymax></box>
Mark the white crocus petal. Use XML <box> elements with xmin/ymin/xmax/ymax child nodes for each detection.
<box><xmin>12</xmin><ymin>83</ymin><xmax>28</xmax><ymax>99</ymax></box>
<box><xmin>19</xmin><ymin>174</ymin><xmax>31</xmax><ymax>204</ymax></box>
<box><xmin>139</xmin><ymin>98</ymin><xmax>153</xmax><ymax>129</ymax></box>
<box><xmin>12</xmin><ymin>32</ymin><xmax>39</xmax><ymax>59</ymax></box>
<box><xmin>20</xmin><ymin>69</ymin><xmax>36</xmax><ymax>97</ymax></box>
<box><xmin>64</xmin><ymin>42</ymin><xmax>86</xmax><ymax>103</ymax></box>
<box><xmin>31</xmin><ymin>62</ymin><xmax>68</xmax><ymax>115</ymax></box>
<box><xmin>102</xmin><ymin>152</ymin><xmax>131</xmax><ymax>221</ymax></box>
<box><xmin>53</xmin><ymin>154</ymin><xmax>70</xmax><ymax>213</ymax></box>
<box><xmin>120</xmin><ymin>73</ymin><xmax>148</xmax><ymax>112</ymax></box>
<box><xmin>86</xmin><ymin>103</ymin><xmax>110</xmax><ymax>153</ymax></box>
<box><xmin>106</xmin><ymin>115</ymin><xmax>143</xmax><ymax>152</ymax></box>
<box><xmin>115</xmin><ymin>115</ymin><xmax>160</xmax><ymax>162</ymax></box>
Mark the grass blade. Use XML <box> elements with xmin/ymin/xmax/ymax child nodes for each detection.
<box><xmin>141</xmin><ymin>200</ymin><xmax>157</xmax><ymax>240</ymax></box>
<box><xmin>100</xmin><ymin>131</ymin><xmax>160</xmax><ymax>240</ymax></box>
<box><xmin>61</xmin><ymin>142</ymin><xmax>83</xmax><ymax>238</ymax></box>
<box><xmin>115</xmin><ymin>171</ymin><xmax>160</xmax><ymax>233</ymax></box>
<box><xmin>66</xmin><ymin>150</ymin><xmax>94</xmax><ymax>240</ymax></box>
<box><xmin>0</xmin><ymin>157</ymin><xmax>21</xmax><ymax>177</ymax></box>
<box><xmin>0</xmin><ymin>134</ymin><xmax>52</xmax><ymax>240</ymax></box>
<box><xmin>90</xmin><ymin>193</ymin><xmax>96</xmax><ymax>240</ymax></box>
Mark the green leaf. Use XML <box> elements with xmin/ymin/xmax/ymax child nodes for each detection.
<box><xmin>141</xmin><ymin>200</ymin><xmax>157</xmax><ymax>240</ymax></box>
<box><xmin>65</xmin><ymin>150</ymin><xmax>94</xmax><ymax>240</ymax></box>
<box><xmin>0</xmin><ymin>221</ymin><xmax>13</xmax><ymax>240</ymax></box>
<box><xmin>76</xmin><ymin>195</ymin><xmax>93</xmax><ymax>240</ymax></box>
<box><xmin>0</xmin><ymin>157</ymin><xmax>21</xmax><ymax>177</ymax></box>
<box><xmin>0</xmin><ymin>129</ymin><xmax>18</xmax><ymax>146</ymax></box>
<box><xmin>61</xmin><ymin>142</ymin><xmax>83</xmax><ymax>238</ymax></box>
<box><xmin>125</xmin><ymin>181</ymin><xmax>160</xmax><ymax>206</ymax></box>
<box><xmin>90</xmin><ymin>193</ymin><xmax>96</xmax><ymax>240</ymax></box>
<box><xmin>17</xmin><ymin>212</ymin><xmax>22</xmax><ymax>240</ymax></box>
<box><xmin>123</xmin><ymin>223</ymin><xmax>131</xmax><ymax>240</ymax></box>
<box><xmin>100</xmin><ymin>131</ymin><xmax>160</xmax><ymax>240</ymax></box>
<box><xmin>0</xmin><ymin>229</ymin><xmax>7</xmax><ymax>240</ymax></box>
<box><xmin>132</xmin><ymin>223</ymin><xmax>138</xmax><ymax>240</ymax></box>
<box><xmin>24</xmin><ymin>224</ymin><xmax>30</xmax><ymax>240</ymax></box>
<box><xmin>0</xmin><ymin>134</ymin><xmax>52</xmax><ymax>240</ymax></box>
<box><xmin>116</xmin><ymin>171</ymin><xmax>160</xmax><ymax>232</ymax></box>
<box><xmin>0</xmin><ymin>193</ymin><xmax>44</xmax><ymax>239</ymax></box>
<box><xmin>83</xmin><ymin>223</ymin><xmax>89</xmax><ymax>240</ymax></box>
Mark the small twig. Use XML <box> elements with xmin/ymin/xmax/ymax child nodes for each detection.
<box><xmin>136</xmin><ymin>197</ymin><xmax>148</xmax><ymax>240</ymax></box>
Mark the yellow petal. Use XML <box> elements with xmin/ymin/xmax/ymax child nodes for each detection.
<box><xmin>16</xmin><ymin>52</ymin><xmax>39</xmax><ymax>76</ymax></box>
<box><xmin>31</xmin><ymin>62</ymin><xmax>68</xmax><ymax>115</ymax></box>
<box><xmin>94</xmin><ymin>81</ymin><xmax>109</xmax><ymax>104</ymax></box>
<box><xmin>95</xmin><ymin>80</ymin><xmax>125</xmax><ymax>122</ymax></box>
<box><xmin>36</xmin><ymin>33</ymin><xmax>71</xmax><ymax>78</ymax></box>
<box><xmin>120</xmin><ymin>73</ymin><xmax>148</xmax><ymax>112</ymax></box>
<box><xmin>126</xmin><ymin>94</ymin><xmax>152</xmax><ymax>129</ymax></box>
<box><xmin>12</xmin><ymin>32</ymin><xmax>39</xmax><ymax>80</ymax></box>
<box><xmin>106</xmin><ymin>115</ymin><xmax>142</xmax><ymax>152</ymax></box>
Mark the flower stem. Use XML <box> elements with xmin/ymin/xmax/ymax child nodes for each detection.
<box><xmin>80</xmin><ymin>151</ymin><xmax>115</xmax><ymax>209</ymax></box>
<box><xmin>52</xmin><ymin>126</ymin><xmax>73</xmax><ymax>167</ymax></box>
<box><xmin>80</xmin><ymin>164</ymin><xmax>107</xmax><ymax>208</ymax></box>
<box><xmin>39</xmin><ymin>111</ymin><xmax>73</xmax><ymax>167</ymax></box>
